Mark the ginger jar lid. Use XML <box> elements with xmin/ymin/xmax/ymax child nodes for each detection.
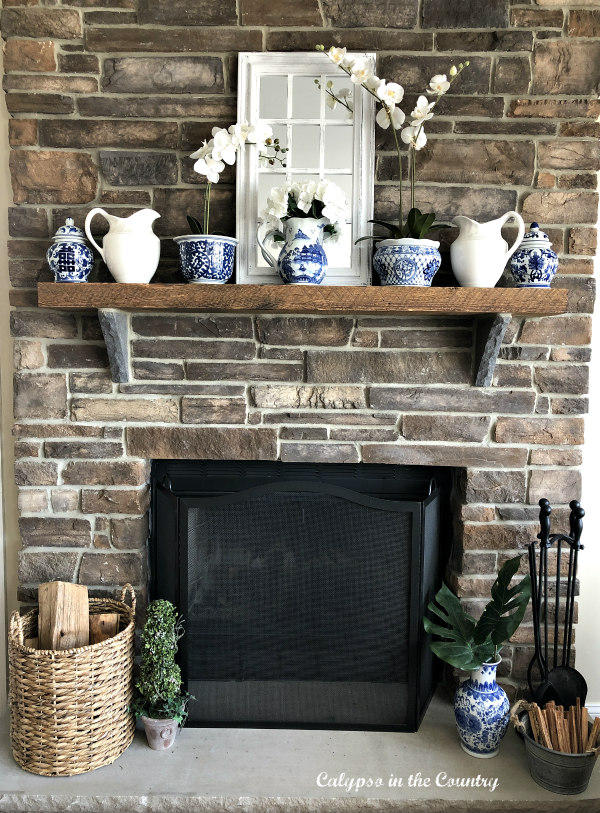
<box><xmin>519</xmin><ymin>222</ymin><xmax>554</xmax><ymax>251</ymax></box>
<box><xmin>52</xmin><ymin>217</ymin><xmax>87</xmax><ymax>243</ymax></box>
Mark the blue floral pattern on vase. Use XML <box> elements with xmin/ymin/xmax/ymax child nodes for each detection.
<box><xmin>454</xmin><ymin>661</ymin><xmax>509</xmax><ymax>758</ymax></box>
<box><xmin>510</xmin><ymin>222</ymin><xmax>558</xmax><ymax>288</ymax></box>
<box><xmin>47</xmin><ymin>217</ymin><xmax>94</xmax><ymax>282</ymax></box>
<box><xmin>174</xmin><ymin>235</ymin><xmax>237</xmax><ymax>283</ymax></box>
<box><xmin>373</xmin><ymin>239</ymin><xmax>441</xmax><ymax>286</ymax></box>
<box><xmin>276</xmin><ymin>217</ymin><xmax>328</xmax><ymax>285</ymax></box>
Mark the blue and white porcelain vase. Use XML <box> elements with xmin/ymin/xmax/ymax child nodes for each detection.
<box><xmin>46</xmin><ymin>217</ymin><xmax>94</xmax><ymax>282</ymax></box>
<box><xmin>373</xmin><ymin>238</ymin><xmax>441</xmax><ymax>286</ymax></box>
<box><xmin>174</xmin><ymin>235</ymin><xmax>237</xmax><ymax>283</ymax></box>
<box><xmin>258</xmin><ymin>216</ymin><xmax>328</xmax><ymax>284</ymax></box>
<box><xmin>454</xmin><ymin>659</ymin><xmax>509</xmax><ymax>758</ymax></box>
<box><xmin>509</xmin><ymin>222</ymin><xmax>558</xmax><ymax>288</ymax></box>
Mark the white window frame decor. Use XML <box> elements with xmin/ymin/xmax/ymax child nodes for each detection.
<box><xmin>236</xmin><ymin>51</ymin><xmax>375</xmax><ymax>286</ymax></box>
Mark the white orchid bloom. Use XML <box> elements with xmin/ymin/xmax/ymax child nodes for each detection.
<box><xmin>211</xmin><ymin>128</ymin><xmax>237</xmax><ymax>165</ymax></box>
<box><xmin>364</xmin><ymin>74</ymin><xmax>381</xmax><ymax>92</ymax></box>
<box><xmin>428</xmin><ymin>74</ymin><xmax>450</xmax><ymax>94</ymax></box>
<box><xmin>376</xmin><ymin>80</ymin><xmax>404</xmax><ymax>105</ymax></box>
<box><xmin>410</xmin><ymin>95</ymin><xmax>435</xmax><ymax>126</ymax></box>
<box><xmin>193</xmin><ymin>153</ymin><xmax>225</xmax><ymax>183</ymax></box>
<box><xmin>327</xmin><ymin>46</ymin><xmax>347</xmax><ymax>65</ymax></box>
<box><xmin>338</xmin><ymin>88</ymin><xmax>351</xmax><ymax>100</ymax></box>
<box><xmin>376</xmin><ymin>104</ymin><xmax>405</xmax><ymax>130</ymax></box>
<box><xmin>401</xmin><ymin>124</ymin><xmax>427</xmax><ymax>150</ymax></box>
<box><xmin>246</xmin><ymin>120</ymin><xmax>273</xmax><ymax>147</ymax></box>
<box><xmin>350</xmin><ymin>59</ymin><xmax>373</xmax><ymax>85</ymax></box>
<box><xmin>190</xmin><ymin>139</ymin><xmax>213</xmax><ymax>162</ymax></box>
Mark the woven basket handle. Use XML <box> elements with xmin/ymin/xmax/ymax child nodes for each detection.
<box><xmin>120</xmin><ymin>583</ymin><xmax>136</xmax><ymax>615</ymax></box>
<box><xmin>510</xmin><ymin>698</ymin><xmax>531</xmax><ymax>736</ymax></box>
<box><xmin>9</xmin><ymin>610</ymin><xmax>25</xmax><ymax>645</ymax></box>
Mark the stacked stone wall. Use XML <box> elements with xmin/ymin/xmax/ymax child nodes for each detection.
<box><xmin>3</xmin><ymin>0</ymin><xmax>599</xmax><ymax>697</ymax></box>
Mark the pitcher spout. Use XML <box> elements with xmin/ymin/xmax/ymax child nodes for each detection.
<box><xmin>123</xmin><ymin>209</ymin><xmax>161</xmax><ymax>230</ymax></box>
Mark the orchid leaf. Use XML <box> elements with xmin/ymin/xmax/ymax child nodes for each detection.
<box><xmin>186</xmin><ymin>215</ymin><xmax>204</xmax><ymax>235</ymax></box>
<box><xmin>367</xmin><ymin>219</ymin><xmax>402</xmax><ymax>238</ymax></box>
<box><xmin>473</xmin><ymin>555</ymin><xmax>531</xmax><ymax>647</ymax></box>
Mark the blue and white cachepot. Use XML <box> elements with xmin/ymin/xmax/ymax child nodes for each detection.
<box><xmin>174</xmin><ymin>235</ymin><xmax>238</xmax><ymax>283</ymax></box>
<box><xmin>373</xmin><ymin>238</ymin><xmax>441</xmax><ymax>286</ymax></box>
<box><xmin>258</xmin><ymin>216</ymin><xmax>328</xmax><ymax>285</ymax></box>
<box><xmin>454</xmin><ymin>659</ymin><xmax>510</xmax><ymax>759</ymax></box>
<box><xmin>509</xmin><ymin>222</ymin><xmax>558</xmax><ymax>288</ymax></box>
<box><xmin>46</xmin><ymin>217</ymin><xmax>94</xmax><ymax>282</ymax></box>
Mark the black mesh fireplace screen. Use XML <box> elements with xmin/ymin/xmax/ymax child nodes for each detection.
<box><xmin>151</xmin><ymin>461</ymin><xmax>447</xmax><ymax>731</ymax></box>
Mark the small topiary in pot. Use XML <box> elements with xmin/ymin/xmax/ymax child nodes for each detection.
<box><xmin>130</xmin><ymin>599</ymin><xmax>192</xmax><ymax>750</ymax></box>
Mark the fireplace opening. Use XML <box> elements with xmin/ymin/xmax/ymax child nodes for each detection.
<box><xmin>151</xmin><ymin>460</ymin><xmax>453</xmax><ymax>731</ymax></box>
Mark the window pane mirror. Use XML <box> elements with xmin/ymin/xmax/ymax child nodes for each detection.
<box><xmin>236</xmin><ymin>52</ymin><xmax>375</xmax><ymax>286</ymax></box>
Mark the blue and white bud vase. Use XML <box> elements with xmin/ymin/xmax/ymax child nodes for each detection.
<box><xmin>373</xmin><ymin>238</ymin><xmax>441</xmax><ymax>286</ymax></box>
<box><xmin>453</xmin><ymin>659</ymin><xmax>509</xmax><ymax>758</ymax></box>
<box><xmin>509</xmin><ymin>222</ymin><xmax>558</xmax><ymax>288</ymax></box>
<box><xmin>258</xmin><ymin>216</ymin><xmax>328</xmax><ymax>284</ymax></box>
<box><xmin>46</xmin><ymin>217</ymin><xmax>94</xmax><ymax>282</ymax></box>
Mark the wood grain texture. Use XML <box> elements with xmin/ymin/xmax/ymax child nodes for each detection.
<box><xmin>38</xmin><ymin>581</ymin><xmax>89</xmax><ymax>651</ymax></box>
<box><xmin>89</xmin><ymin>612</ymin><xmax>119</xmax><ymax>644</ymax></box>
<box><xmin>37</xmin><ymin>283</ymin><xmax>569</xmax><ymax>316</ymax></box>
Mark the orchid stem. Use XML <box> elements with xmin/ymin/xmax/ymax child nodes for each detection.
<box><xmin>388</xmin><ymin>106</ymin><xmax>404</xmax><ymax>231</ymax></box>
<box><xmin>204</xmin><ymin>182</ymin><xmax>211</xmax><ymax>235</ymax></box>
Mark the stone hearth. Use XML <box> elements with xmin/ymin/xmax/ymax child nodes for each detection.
<box><xmin>1</xmin><ymin>694</ymin><xmax>599</xmax><ymax>811</ymax></box>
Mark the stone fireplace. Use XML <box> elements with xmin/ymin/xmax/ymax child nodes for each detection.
<box><xmin>3</xmin><ymin>0</ymin><xmax>597</xmax><ymax>712</ymax></box>
<box><xmin>11</xmin><ymin>308</ymin><xmax>591</xmax><ymax>703</ymax></box>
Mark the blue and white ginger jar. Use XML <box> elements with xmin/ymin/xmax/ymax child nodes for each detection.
<box><xmin>509</xmin><ymin>222</ymin><xmax>558</xmax><ymax>288</ymax></box>
<box><xmin>373</xmin><ymin>238</ymin><xmax>441</xmax><ymax>286</ymax></box>
<box><xmin>174</xmin><ymin>235</ymin><xmax>238</xmax><ymax>283</ymax></box>
<box><xmin>46</xmin><ymin>217</ymin><xmax>94</xmax><ymax>282</ymax></box>
<box><xmin>453</xmin><ymin>660</ymin><xmax>509</xmax><ymax>758</ymax></box>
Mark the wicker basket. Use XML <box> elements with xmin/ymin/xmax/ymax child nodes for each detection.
<box><xmin>8</xmin><ymin>584</ymin><xmax>136</xmax><ymax>777</ymax></box>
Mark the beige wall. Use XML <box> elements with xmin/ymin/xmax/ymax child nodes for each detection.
<box><xmin>578</xmin><ymin>239</ymin><xmax>600</xmax><ymax>709</ymax></box>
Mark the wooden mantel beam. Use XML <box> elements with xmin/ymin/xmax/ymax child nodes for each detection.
<box><xmin>37</xmin><ymin>283</ymin><xmax>569</xmax><ymax>387</ymax></box>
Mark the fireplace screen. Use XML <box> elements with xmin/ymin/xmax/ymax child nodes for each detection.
<box><xmin>152</xmin><ymin>461</ymin><xmax>444</xmax><ymax>730</ymax></box>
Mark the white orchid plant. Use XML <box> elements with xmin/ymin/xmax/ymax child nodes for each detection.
<box><xmin>261</xmin><ymin>179</ymin><xmax>348</xmax><ymax>242</ymax></box>
<box><xmin>189</xmin><ymin>121</ymin><xmax>287</xmax><ymax>235</ymax></box>
<box><xmin>317</xmin><ymin>45</ymin><xmax>468</xmax><ymax>241</ymax></box>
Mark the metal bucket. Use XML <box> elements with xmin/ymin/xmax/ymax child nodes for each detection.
<box><xmin>512</xmin><ymin>703</ymin><xmax>598</xmax><ymax>795</ymax></box>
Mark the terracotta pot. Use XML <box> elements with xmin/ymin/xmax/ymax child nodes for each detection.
<box><xmin>140</xmin><ymin>716</ymin><xmax>179</xmax><ymax>750</ymax></box>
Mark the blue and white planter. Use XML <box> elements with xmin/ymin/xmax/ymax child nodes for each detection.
<box><xmin>46</xmin><ymin>217</ymin><xmax>94</xmax><ymax>282</ymax></box>
<box><xmin>454</xmin><ymin>660</ymin><xmax>510</xmax><ymax>759</ymax></box>
<box><xmin>174</xmin><ymin>235</ymin><xmax>237</xmax><ymax>284</ymax></box>
<box><xmin>509</xmin><ymin>222</ymin><xmax>558</xmax><ymax>288</ymax></box>
<box><xmin>258</xmin><ymin>216</ymin><xmax>328</xmax><ymax>285</ymax></box>
<box><xmin>373</xmin><ymin>238</ymin><xmax>441</xmax><ymax>286</ymax></box>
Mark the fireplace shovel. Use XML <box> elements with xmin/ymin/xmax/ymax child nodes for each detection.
<box><xmin>527</xmin><ymin>499</ymin><xmax>587</xmax><ymax>708</ymax></box>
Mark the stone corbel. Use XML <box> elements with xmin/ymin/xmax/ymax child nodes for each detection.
<box><xmin>97</xmin><ymin>309</ymin><xmax>130</xmax><ymax>383</ymax></box>
<box><xmin>474</xmin><ymin>313</ymin><xmax>512</xmax><ymax>387</ymax></box>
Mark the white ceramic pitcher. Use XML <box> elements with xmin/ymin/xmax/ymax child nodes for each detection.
<box><xmin>84</xmin><ymin>208</ymin><xmax>161</xmax><ymax>283</ymax></box>
<box><xmin>450</xmin><ymin>212</ymin><xmax>525</xmax><ymax>288</ymax></box>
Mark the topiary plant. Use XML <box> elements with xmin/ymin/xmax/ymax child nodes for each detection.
<box><xmin>130</xmin><ymin>599</ymin><xmax>192</xmax><ymax>725</ymax></box>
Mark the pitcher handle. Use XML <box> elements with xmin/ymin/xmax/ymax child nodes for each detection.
<box><xmin>84</xmin><ymin>207</ymin><xmax>108</xmax><ymax>261</ymax></box>
<box><xmin>256</xmin><ymin>222</ymin><xmax>281</xmax><ymax>268</ymax></box>
<box><xmin>500</xmin><ymin>211</ymin><xmax>525</xmax><ymax>262</ymax></box>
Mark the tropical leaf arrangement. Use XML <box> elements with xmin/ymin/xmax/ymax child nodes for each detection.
<box><xmin>423</xmin><ymin>555</ymin><xmax>531</xmax><ymax>671</ymax></box>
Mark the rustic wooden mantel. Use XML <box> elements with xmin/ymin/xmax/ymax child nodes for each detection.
<box><xmin>37</xmin><ymin>283</ymin><xmax>569</xmax><ymax>387</ymax></box>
